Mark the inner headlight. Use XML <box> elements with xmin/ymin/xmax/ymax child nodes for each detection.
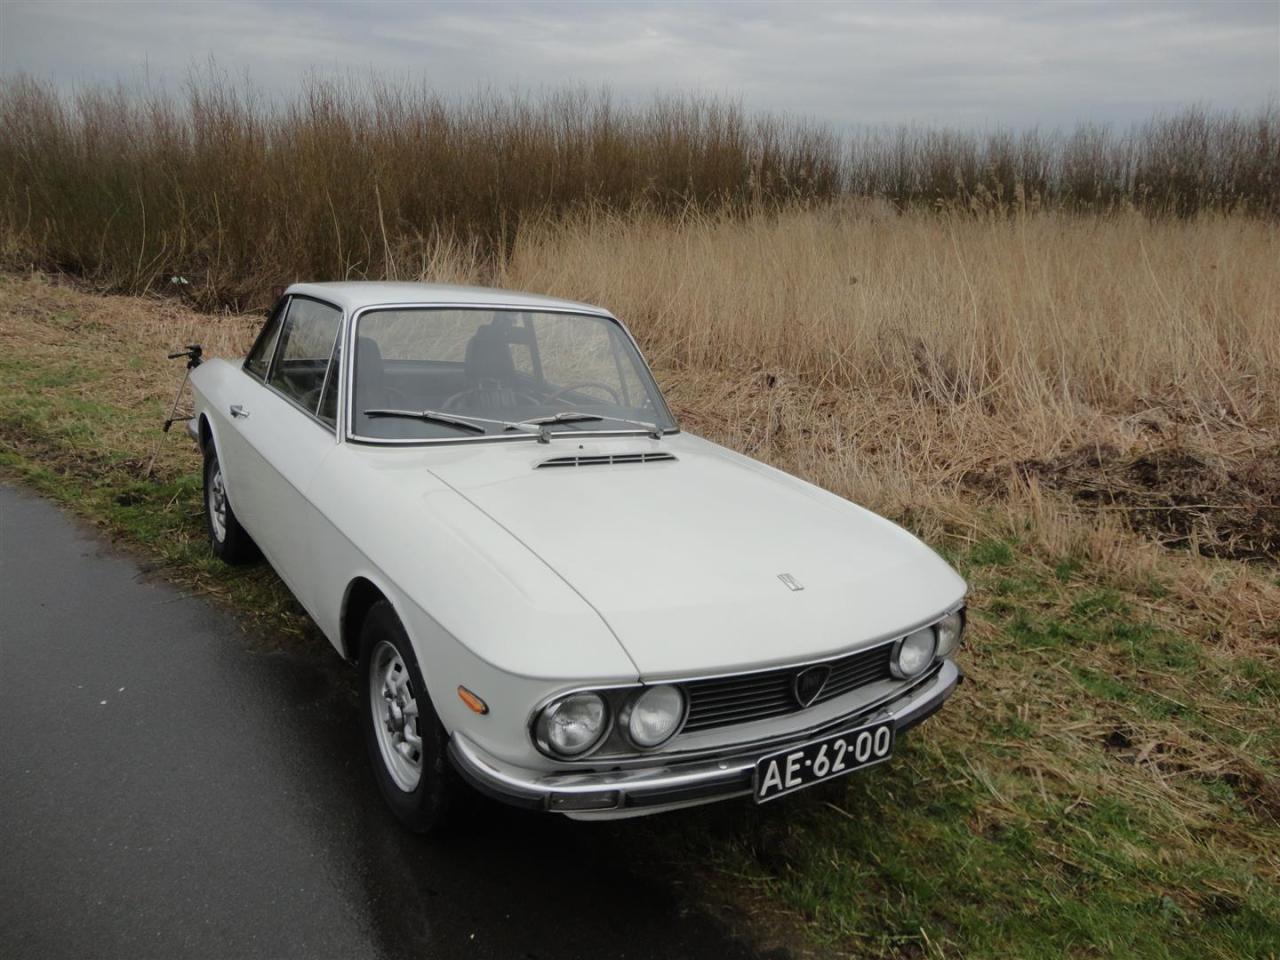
<box><xmin>624</xmin><ymin>685</ymin><xmax>686</xmax><ymax>749</ymax></box>
<box><xmin>534</xmin><ymin>692</ymin><xmax>609</xmax><ymax>758</ymax></box>
<box><xmin>935</xmin><ymin>609</ymin><xmax>965</xmax><ymax>657</ymax></box>
<box><xmin>891</xmin><ymin>627</ymin><xmax>937</xmax><ymax>680</ymax></box>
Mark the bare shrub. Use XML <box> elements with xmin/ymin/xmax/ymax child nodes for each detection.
<box><xmin>1</xmin><ymin>74</ymin><xmax>1275</xmax><ymax>309</ymax></box>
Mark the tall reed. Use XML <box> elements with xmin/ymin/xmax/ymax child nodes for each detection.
<box><xmin>0</xmin><ymin>75</ymin><xmax>841</xmax><ymax>306</ymax></box>
<box><xmin>0</xmin><ymin>73</ymin><xmax>1276</xmax><ymax>309</ymax></box>
<box><xmin>847</xmin><ymin>106</ymin><xmax>1279</xmax><ymax>216</ymax></box>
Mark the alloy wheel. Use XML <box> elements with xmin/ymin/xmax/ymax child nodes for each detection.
<box><xmin>369</xmin><ymin>640</ymin><xmax>423</xmax><ymax>792</ymax></box>
<box><xmin>207</xmin><ymin>465</ymin><xmax>228</xmax><ymax>543</ymax></box>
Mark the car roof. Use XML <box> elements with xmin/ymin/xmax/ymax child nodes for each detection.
<box><xmin>283</xmin><ymin>281</ymin><xmax>613</xmax><ymax>317</ymax></box>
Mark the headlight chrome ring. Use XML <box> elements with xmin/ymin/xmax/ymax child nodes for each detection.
<box><xmin>935</xmin><ymin>608</ymin><xmax>965</xmax><ymax>658</ymax></box>
<box><xmin>890</xmin><ymin>627</ymin><xmax>938</xmax><ymax>680</ymax></box>
<box><xmin>620</xmin><ymin>684</ymin><xmax>687</xmax><ymax>749</ymax></box>
<box><xmin>533</xmin><ymin>691</ymin><xmax>610</xmax><ymax>759</ymax></box>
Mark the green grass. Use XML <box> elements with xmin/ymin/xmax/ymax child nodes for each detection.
<box><xmin>3</xmin><ymin>282</ymin><xmax>1278</xmax><ymax>959</ymax></box>
<box><xmin>622</xmin><ymin>551</ymin><xmax>1280</xmax><ymax>958</ymax></box>
<box><xmin>0</xmin><ymin>355</ymin><xmax>313</xmax><ymax>644</ymax></box>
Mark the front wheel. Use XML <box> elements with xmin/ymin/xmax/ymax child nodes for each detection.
<box><xmin>203</xmin><ymin>445</ymin><xmax>259</xmax><ymax>565</ymax></box>
<box><xmin>359</xmin><ymin>601</ymin><xmax>455</xmax><ymax>832</ymax></box>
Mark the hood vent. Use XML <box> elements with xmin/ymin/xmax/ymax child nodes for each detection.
<box><xmin>536</xmin><ymin>452</ymin><xmax>678</xmax><ymax>469</ymax></box>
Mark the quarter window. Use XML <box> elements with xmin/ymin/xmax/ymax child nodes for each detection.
<box><xmin>268</xmin><ymin>298</ymin><xmax>342</xmax><ymax>417</ymax></box>
<box><xmin>244</xmin><ymin>298</ymin><xmax>287</xmax><ymax>380</ymax></box>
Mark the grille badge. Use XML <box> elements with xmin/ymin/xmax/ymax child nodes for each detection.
<box><xmin>792</xmin><ymin>664</ymin><xmax>832</xmax><ymax>708</ymax></box>
<box><xmin>777</xmin><ymin>573</ymin><xmax>804</xmax><ymax>591</ymax></box>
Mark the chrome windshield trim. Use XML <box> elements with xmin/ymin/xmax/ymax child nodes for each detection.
<box><xmin>342</xmin><ymin>301</ymin><xmax>678</xmax><ymax>445</ymax></box>
<box><xmin>345</xmin><ymin>427</ymin><xmax>680</xmax><ymax>447</ymax></box>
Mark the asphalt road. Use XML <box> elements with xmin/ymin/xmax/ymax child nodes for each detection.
<box><xmin>0</xmin><ymin>484</ymin><xmax>768</xmax><ymax>960</ymax></box>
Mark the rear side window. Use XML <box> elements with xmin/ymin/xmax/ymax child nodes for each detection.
<box><xmin>244</xmin><ymin>298</ymin><xmax>287</xmax><ymax>380</ymax></box>
<box><xmin>268</xmin><ymin>298</ymin><xmax>342</xmax><ymax>418</ymax></box>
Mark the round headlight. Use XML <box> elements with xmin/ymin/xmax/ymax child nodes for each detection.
<box><xmin>535</xmin><ymin>692</ymin><xmax>609</xmax><ymax>758</ymax></box>
<box><xmin>935</xmin><ymin>610</ymin><xmax>965</xmax><ymax>657</ymax></box>
<box><xmin>891</xmin><ymin>627</ymin><xmax>937</xmax><ymax>679</ymax></box>
<box><xmin>625</xmin><ymin>685</ymin><xmax>686</xmax><ymax>749</ymax></box>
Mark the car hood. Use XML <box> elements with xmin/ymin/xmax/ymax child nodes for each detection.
<box><xmin>424</xmin><ymin>433</ymin><xmax>966</xmax><ymax>679</ymax></box>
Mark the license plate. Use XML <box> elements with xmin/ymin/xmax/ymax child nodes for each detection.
<box><xmin>754</xmin><ymin>720</ymin><xmax>895</xmax><ymax>803</ymax></box>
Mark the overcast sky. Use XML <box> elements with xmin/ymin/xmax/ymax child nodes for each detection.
<box><xmin>1</xmin><ymin>1</ymin><xmax>1276</xmax><ymax>130</ymax></box>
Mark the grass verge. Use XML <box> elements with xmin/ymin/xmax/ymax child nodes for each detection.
<box><xmin>2</xmin><ymin>271</ymin><xmax>1278</xmax><ymax>959</ymax></box>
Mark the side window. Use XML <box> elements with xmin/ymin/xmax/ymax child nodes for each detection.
<box><xmin>244</xmin><ymin>298</ymin><xmax>287</xmax><ymax>380</ymax></box>
<box><xmin>268</xmin><ymin>298</ymin><xmax>342</xmax><ymax>418</ymax></box>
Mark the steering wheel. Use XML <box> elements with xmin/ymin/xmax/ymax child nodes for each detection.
<box><xmin>544</xmin><ymin>381</ymin><xmax>623</xmax><ymax>406</ymax></box>
<box><xmin>441</xmin><ymin>386</ymin><xmax>542</xmax><ymax>411</ymax></box>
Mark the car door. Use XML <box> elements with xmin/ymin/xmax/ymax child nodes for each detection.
<box><xmin>221</xmin><ymin>295</ymin><xmax>344</xmax><ymax>610</ymax></box>
<box><xmin>215</xmin><ymin>297</ymin><xmax>286</xmax><ymax>536</ymax></box>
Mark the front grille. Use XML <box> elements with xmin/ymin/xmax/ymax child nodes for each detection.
<box><xmin>536</xmin><ymin>452</ymin><xmax>677</xmax><ymax>468</ymax></box>
<box><xmin>680</xmin><ymin>641</ymin><xmax>894</xmax><ymax>733</ymax></box>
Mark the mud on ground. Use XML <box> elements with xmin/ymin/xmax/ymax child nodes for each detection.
<box><xmin>1010</xmin><ymin>443</ymin><xmax>1280</xmax><ymax>564</ymax></box>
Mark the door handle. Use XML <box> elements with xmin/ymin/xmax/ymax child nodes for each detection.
<box><xmin>229</xmin><ymin>404</ymin><xmax>250</xmax><ymax>419</ymax></box>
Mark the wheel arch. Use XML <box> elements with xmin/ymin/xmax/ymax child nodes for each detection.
<box><xmin>197</xmin><ymin>412</ymin><xmax>240</xmax><ymax>508</ymax></box>
<box><xmin>197</xmin><ymin>412</ymin><xmax>214</xmax><ymax>453</ymax></box>
<box><xmin>341</xmin><ymin>575</ymin><xmax>397</xmax><ymax>663</ymax></box>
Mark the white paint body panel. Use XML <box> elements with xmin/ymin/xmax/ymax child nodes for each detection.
<box><xmin>427</xmin><ymin>433</ymin><xmax>966</xmax><ymax>678</ymax></box>
<box><xmin>188</xmin><ymin>281</ymin><xmax>967</xmax><ymax>787</ymax></box>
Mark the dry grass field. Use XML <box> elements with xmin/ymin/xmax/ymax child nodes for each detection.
<box><xmin>2</xmin><ymin>202</ymin><xmax>1278</xmax><ymax>958</ymax></box>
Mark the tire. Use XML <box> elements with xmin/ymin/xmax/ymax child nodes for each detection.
<box><xmin>359</xmin><ymin>600</ymin><xmax>456</xmax><ymax>832</ymax></box>
<box><xmin>203</xmin><ymin>444</ymin><xmax>259</xmax><ymax>565</ymax></box>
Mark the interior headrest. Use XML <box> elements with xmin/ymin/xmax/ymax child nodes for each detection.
<box><xmin>464</xmin><ymin>324</ymin><xmax>516</xmax><ymax>383</ymax></box>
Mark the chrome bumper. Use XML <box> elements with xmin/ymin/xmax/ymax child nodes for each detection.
<box><xmin>448</xmin><ymin>659</ymin><xmax>962</xmax><ymax>814</ymax></box>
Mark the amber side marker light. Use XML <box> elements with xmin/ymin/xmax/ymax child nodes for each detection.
<box><xmin>458</xmin><ymin>686</ymin><xmax>490</xmax><ymax>715</ymax></box>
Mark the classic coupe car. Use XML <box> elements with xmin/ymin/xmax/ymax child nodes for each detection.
<box><xmin>187</xmin><ymin>282</ymin><xmax>967</xmax><ymax>830</ymax></box>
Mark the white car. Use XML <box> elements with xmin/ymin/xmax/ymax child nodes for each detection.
<box><xmin>187</xmin><ymin>282</ymin><xmax>967</xmax><ymax>829</ymax></box>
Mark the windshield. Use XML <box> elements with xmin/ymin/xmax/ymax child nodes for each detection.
<box><xmin>350</xmin><ymin>307</ymin><xmax>676</xmax><ymax>441</ymax></box>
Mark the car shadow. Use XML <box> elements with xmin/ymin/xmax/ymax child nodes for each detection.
<box><xmin>243</xmin><ymin>640</ymin><xmax>777</xmax><ymax>960</ymax></box>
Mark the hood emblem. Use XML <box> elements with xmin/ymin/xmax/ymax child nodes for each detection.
<box><xmin>777</xmin><ymin>573</ymin><xmax>804</xmax><ymax>592</ymax></box>
<box><xmin>793</xmin><ymin>665</ymin><xmax>832</xmax><ymax>708</ymax></box>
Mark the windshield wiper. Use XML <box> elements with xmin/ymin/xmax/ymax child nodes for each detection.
<box><xmin>502</xmin><ymin>411</ymin><xmax>605</xmax><ymax>443</ymax></box>
<box><xmin>363</xmin><ymin>408</ymin><xmax>664</xmax><ymax>442</ymax></box>
<box><xmin>363</xmin><ymin>408</ymin><xmax>525</xmax><ymax>436</ymax></box>
<box><xmin>507</xmin><ymin>411</ymin><xmax>665</xmax><ymax>440</ymax></box>
<box><xmin>595</xmin><ymin>415</ymin><xmax>667</xmax><ymax>439</ymax></box>
<box><xmin>508</xmin><ymin>412</ymin><xmax>604</xmax><ymax>429</ymax></box>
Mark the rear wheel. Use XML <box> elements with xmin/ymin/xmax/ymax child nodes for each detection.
<box><xmin>359</xmin><ymin>601</ymin><xmax>455</xmax><ymax>832</ymax></box>
<box><xmin>203</xmin><ymin>444</ymin><xmax>258</xmax><ymax>565</ymax></box>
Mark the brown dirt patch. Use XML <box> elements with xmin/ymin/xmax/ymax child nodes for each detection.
<box><xmin>1014</xmin><ymin>443</ymin><xmax>1280</xmax><ymax>563</ymax></box>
